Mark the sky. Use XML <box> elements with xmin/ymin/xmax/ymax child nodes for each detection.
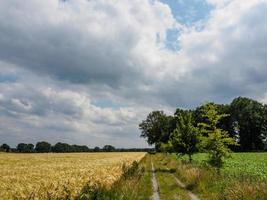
<box><xmin>0</xmin><ymin>0</ymin><xmax>267</xmax><ymax>148</ymax></box>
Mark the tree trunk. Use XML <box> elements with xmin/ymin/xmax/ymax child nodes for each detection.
<box><xmin>189</xmin><ymin>154</ymin><xmax>192</xmax><ymax>163</ymax></box>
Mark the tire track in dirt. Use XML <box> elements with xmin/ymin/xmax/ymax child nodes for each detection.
<box><xmin>151</xmin><ymin>161</ymin><xmax>160</xmax><ymax>200</ymax></box>
<box><xmin>171</xmin><ymin>174</ymin><xmax>200</xmax><ymax>200</ymax></box>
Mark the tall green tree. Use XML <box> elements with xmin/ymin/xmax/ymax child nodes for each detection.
<box><xmin>193</xmin><ymin>103</ymin><xmax>232</xmax><ymax>132</ymax></box>
<box><xmin>139</xmin><ymin>111</ymin><xmax>175</xmax><ymax>151</ymax></box>
<box><xmin>198</xmin><ymin>103</ymin><xmax>236</xmax><ymax>169</ymax></box>
<box><xmin>230</xmin><ymin>97</ymin><xmax>267</xmax><ymax>151</ymax></box>
<box><xmin>174</xmin><ymin>108</ymin><xmax>192</xmax><ymax>118</ymax></box>
<box><xmin>170</xmin><ymin>111</ymin><xmax>199</xmax><ymax>162</ymax></box>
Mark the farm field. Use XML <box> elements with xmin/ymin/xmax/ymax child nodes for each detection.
<box><xmin>0</xmin><ymin>152</ymin><xmax>145</xmax><ymax>199</ymax></box>
<box><xmin>145</xmin><ymin>153</ymin><xmax>267</xmax><ymax>200</ymax></box>
<box><xmin>167</xmin><ymin>152</ymin><xmax>267</xmax><ymax>199</ymax></box>
<box><xmin>178</xmin><ymin>152</ymin><xmax>267</xmax><ymax>180</ymax></box>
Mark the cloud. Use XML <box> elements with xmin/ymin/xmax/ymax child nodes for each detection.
<box><xmin>0</xmin><ymin>62</ymin><xmax>161</xmax><ymax>147</ymax></box>
<box><xmin>0</xmin><ymin>0</ymin><xmax>267</xmax><ymax>147</ymax></box>
<box><xmin>174</xmin><ymin>0</ymin><xmax>267</xmax><ymax>105</ymax></box>
<box><xmin>0</xmin><ymin>0</ymin><xmax>180</xmax><ymax>88</ymax></box>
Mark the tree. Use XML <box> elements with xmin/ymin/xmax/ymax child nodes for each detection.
<box><xmin>193</xmin><ymin>103</ymin><xmax>232</xmax><ymax>132</ymax></box>
<box><xmin>170</xmin><ymin>111</ymin><xmax>199</xmax><ymax>162</ymax></box>
<box><xmin>94</xmin><ymin>146</ymin><xmax>101</xmax><ymax>152</ymax></box>
<box><xmin>1</xmin><ymin>143</ymin><xmax>10</xmax><ymax>152</ymax></box>
<box><xmin>51</xmin><ymin>143</ymin><xmax>90</xmax><ymax>152</ymax></box>
<box><xmin>103</xmin><ymin>145</ymin><xmax>115</xmax><ymax>152</ymax></box>
<box><xmin>16</xmin><ymin>143</ymin><xmax>34</xmax><ymax>153</ymax></box>
<box><xmin>139</xmin><ymin>111</ymin><xmax>175</xmax><ymax>151</ymax></box>
<box><xmin>35</xmin><ymin>141</ymin><xmax>51</xmax><ymax>153</ymax></box>
<box><xmin>52</xmin><ymin>142</ymin><xmax>69</xmax><ymax>152</ymax></box>
<box><xmin>17</xmin><ymin>143</ymin><xmax>28</xmax><ymax>152</ymax></box>
<box><xmin>162</xmin><ymin>115</ymin><xmax>177</xmax><ymax>144</ymax></box>
<box><xmin>159</xmin><ymin>142</ymin><xmax>173</xmax><ymax>153</ymax></box>
<box><xmin>71</xmin><ymin>145</ymin><xmax>89</xmax><ymax>152</ymax></box>
<box><xmin>230</xmin><ymin>97</ymin><xmax>267</xmax><ymax>151</ymax></box>
<box><xmin>175</xmin><ymin>108</ymin><xmax>192</xmax><ymax>118</ymax></box>
<box><xmin>25</xmin><ymin>144</ymin><xmax>34</xmax><ymax>152</ymax></box>
<box><xmin>198</xmin><ymin>103</ymin><xmax>236</xmax><ymax>169</ymax></box>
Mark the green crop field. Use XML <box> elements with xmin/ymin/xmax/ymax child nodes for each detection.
<box><xmin>178</xmin><ymin>152</ymin><xmax>267</xmax><ymax>180</ymax></box>
<box><xmin>224</xmin><ymin>153</ymin><xmax>267</xmax><ymax>180</ymax></box>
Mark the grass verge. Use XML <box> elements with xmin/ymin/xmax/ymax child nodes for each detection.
<box><xmin>158</xmin><ymin>153</ymin><xmax>267</xmax><ymax>200</ymax></box>
<box><xmin>76</xmin><ymin>154</ymin><xmax>152</xmax><ymax>200</ymax></box>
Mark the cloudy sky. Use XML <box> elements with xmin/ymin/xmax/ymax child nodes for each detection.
<box><xmin>0</xmin><ymin>0</ymin><xmax>267</xmax><ymax>148</ymax></box>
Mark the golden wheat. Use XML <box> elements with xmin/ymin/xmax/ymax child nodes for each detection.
<box><xmin>0</xmin><ymin>152</ymin><xmax>146</xmax><ymax>199</ymax></box>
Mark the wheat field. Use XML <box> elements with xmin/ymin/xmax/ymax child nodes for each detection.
<box><xmin>0</xmin><ymin>152</ymin><xmax>146</xmax><ymax>199</ymax></box>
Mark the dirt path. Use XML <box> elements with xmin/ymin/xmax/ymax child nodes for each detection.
<box><xmin>151</xmin><ymin>162</ymin><xmax>160</xmax><ymax>200</ymax></box>
<box><xmin>172</xmin><ymin>175</ymin><xmax>200</xmax><ymax>200</ymax></box>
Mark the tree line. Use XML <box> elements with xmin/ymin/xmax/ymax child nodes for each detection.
<box><xmin>0</xmin><ymin>142</ymin><xmax>153</xmax><ymax>153</ymax></box>
<box><xmin>139</xmin><ymin>97</ymin><xmax>267</xmax><ymax>168</ymax></box>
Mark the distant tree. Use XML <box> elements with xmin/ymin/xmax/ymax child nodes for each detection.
<box><xmin>79</xmin><ymin>145</ymin><xmax>89</xmax><ymax>152</ymax></box>
<box><xmin>25</xmin><ymin>144</ymin><xmax>34</xmax><ymax>152</ymax></box>
<box><xmin>103</xmin><ymin>145</ymin><xmax>115</xmax><ymax>152</ymax></box>
<box><xmin>170</xmin><ymin>111</ymin><xmax>199</xmax><ymax>162</ymax></box>
<box><xmin>17</xmin><ymin>143</ymin><xmax>28</xmax><ymax>152</ymax></box>
<box><xmin>139</xmin><ymin>111</ymin><xmax>175</xmax><ymax>151</ymax></box>
<box><xmin>71</xmin><ymin>144</ymin><xmax>89</xmax><ymax>152</ymax></box>
<box><xmin>35</xmin><ymin>141</ymin><xmax>51</xmax><ymax>153</ymax></box>
<box><xmin>53</xmin><ymin>142</ymin><xmax>71</xmax><ymax>152</ymax></box>
<box><xmin>198</xmin><ymin>103</ymin><xmax>236</xmax><ymax>169</ymax></box>
<box><xmin>82</xmin><ymin>145</ymin><xmax>90</xmax><ymax>152</ymax></box>
<box><xmin>230</xmin><ymin>97</ymin><xmax>267</xmax><ymax>151</ymax></box>
<box><xmin>94</xmin><ymin>146</ymin><xmax>101</xmax><ymax>152</ymax></box>
<box><xmin>16</xmin><ymin>143</ymin><xmax>34</xmax><ymax>153</ymax></box>
<box><xmin>1</xmin><ymin>143</ymin><xmax>10</xmax><ymax>152</ymax></box>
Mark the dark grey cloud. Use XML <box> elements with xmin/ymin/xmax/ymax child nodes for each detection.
<box><xmin>0</xmin><ymin>0</ymin><xmax>175</xmax><ymax>89</ymax></box>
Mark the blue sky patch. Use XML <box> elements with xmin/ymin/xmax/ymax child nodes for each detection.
<box><xmin>161</xmin><ymin>0</ymin><xmax>213</xmax><ymax>25</ymax></box>
<box><xmin>161</xmin><ymin>0</ymin><xmax>213</xmax><ymax>51</ymax></box>
<box><xmin>92</xmin><ymin>99</ymin><xmax>126</xmax><ymax>109</ymax></box>
<box><xmin>0</xmin><ymin>74</ymin><xmax>18</xmax><ymax>83</ymax></box>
